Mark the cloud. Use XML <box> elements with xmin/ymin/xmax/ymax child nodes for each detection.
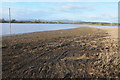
<box><xmin>61</xmin><ymin>4</ymin><xmax>91</xmax><ymax>10</ymax></box>
<box><xmin>1</xmin><ymin>7</ymin><xmax>53</xmax><ymax>20</ymax></box>
<box><xmin>54</xmin><ymin>4</ymin><xmax>94</xmax><ymax>13</ymax></box>
<box><xmin>86</xmin><ymin>13</ymin><xmax>118</xmax><ymax>23</ymax></box>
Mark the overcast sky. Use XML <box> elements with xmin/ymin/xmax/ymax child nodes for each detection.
<box><xmin>1</xmin><ymin>2</ymin><xmax>118</xmax><ymax>23</ymax></box>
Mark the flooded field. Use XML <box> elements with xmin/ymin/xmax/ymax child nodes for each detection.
<box><xmin>1</xmin><ymin>23</ymin><xmax>117</xmax><ymax>36</ymax></box>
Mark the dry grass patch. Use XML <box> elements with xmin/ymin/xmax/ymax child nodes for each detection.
<box><xmin>61</xmin><ymin>54</ymin><xmax>95</xmax><ymax>61</ymax></box>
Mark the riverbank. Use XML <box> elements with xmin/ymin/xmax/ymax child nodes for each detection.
<box><xmin>2</xmin><ymin>27</ymin><xmax>119</xmax><ymax>78</ymax></box>
<box><xmin>1</xmin><ymin>22</ymin><xmax>118</xmax><ymax>26</ymax></box>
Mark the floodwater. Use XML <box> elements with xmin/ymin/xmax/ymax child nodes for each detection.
<box><xmin>1</xmin><ymin>23</ymin><xmax>117</xmax><ymax>36</ymax></box>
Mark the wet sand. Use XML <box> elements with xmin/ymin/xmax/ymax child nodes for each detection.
<box><xmin>2</xmin><ymin>27</ymin><xmax>120</xmax><ymax>78</ymax></box>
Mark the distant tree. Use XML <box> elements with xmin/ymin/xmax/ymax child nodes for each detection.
<box><xmin>0</xmin><ymin>19</ymin><xmax>2</xmax><ymax>23</ymax></box>
<box><xmin>34</xmin><ymin>19</ymin><xmax>41</xmax><ymax>23</ymax></box>
<box><xmin>37</xmin><ymin>19</ymin><xmax>41</xmax><ymax>22</ymax></box>
<box><xmin>0</xmin><ymin>18</ymin><xmax>7</xmax><ymax>23</ymax></box>
<box><xmin>57</xmin><ymin>21</ymin><xmax>61</xmax><ymax>24</ymax></box>
<box><xmin>11</xmin><ymin>19</ymin><xmax>16</xmax><ymax>23</ymax></box>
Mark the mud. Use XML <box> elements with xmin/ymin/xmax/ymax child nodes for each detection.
<box><xmin>2</xmin><ymin>27</ymin><xmax>120</xmax><ymax>78</ymax></box>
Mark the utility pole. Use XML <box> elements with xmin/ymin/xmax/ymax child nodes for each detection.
<box><xmin>9</xmin><ymin>8</ymin><xmax>11</xmax><ymax>34</ymax></box>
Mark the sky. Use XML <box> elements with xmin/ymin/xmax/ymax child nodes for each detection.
<box><xmin>1</xmin><ymin>0</ymin><xmax>120</xmax><ymax>2</ymax></box>
<box><xmin>1</xmin><ymin>2</ymin><xmax>118</xmax><ymax>23</ymax></box>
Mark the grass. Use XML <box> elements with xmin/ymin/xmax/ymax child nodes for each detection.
<box><xmin>61</xmin><ymin>54</ymin><xmax>95</xmax><ymax>61</ymax></box>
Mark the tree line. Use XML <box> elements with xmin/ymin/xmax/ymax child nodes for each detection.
<box><xmin>0</xmin><ymin>18</ymin><xmax>119</xmax><ymax>26</ymax></box>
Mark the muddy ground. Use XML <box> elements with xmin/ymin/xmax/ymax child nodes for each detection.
<box><xmin>2</xmin><ymin>27</ymin><xmax>120</xmax><ymax>78</ymax></box>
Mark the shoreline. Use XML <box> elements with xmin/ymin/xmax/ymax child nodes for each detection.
<box><xmin>1</xmin><ymin>27</ymin><xmax>81</xmax><ymax>37</ymax></box>
<box><xmin>1</xmin><ymin>22</ymin><xmax>118</xmax><ymax>26</ymax></box>
<box><xmin>2</xmin><ymin>26</ymin><xmax>118</xmax><ymax>38</ymax></box>
<box><xmin>2</xmin><ymin>27</ymin><xmax>119</xmax><ymax>78</ymax></box>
